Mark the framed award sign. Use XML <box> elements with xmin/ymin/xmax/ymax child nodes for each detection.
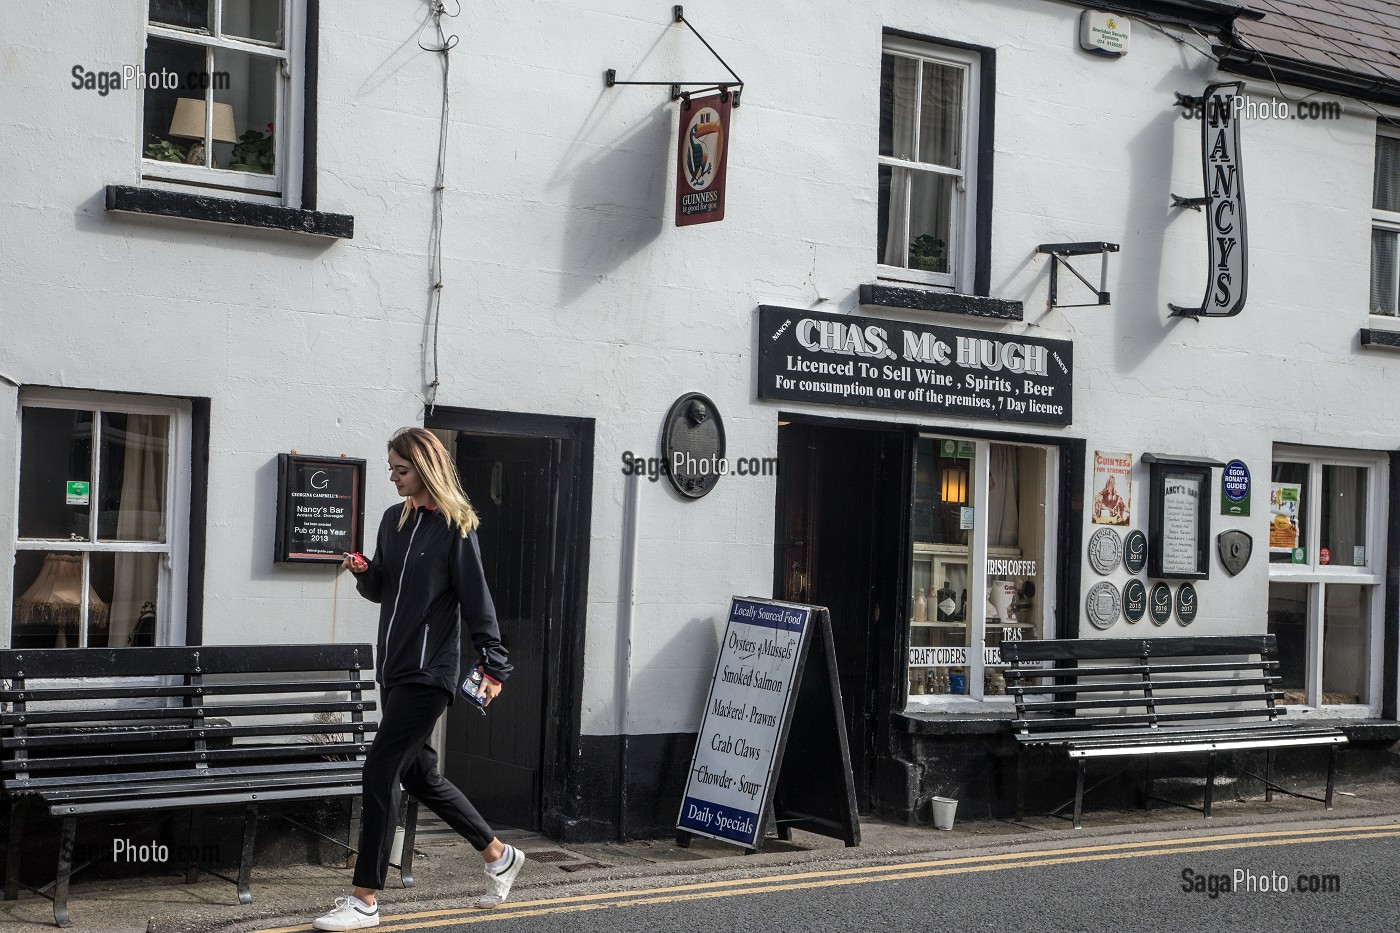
<box><xmin>1147</xmin><ymin>460</ymin><xmax>1212</xmax><ymax>580</ymax></box>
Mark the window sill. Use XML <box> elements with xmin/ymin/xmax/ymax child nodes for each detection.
<box><xmin>1360</xmin><ymin>327</ymin><xmax>1400</xmax><ymax>351</ymax></box>
<box><xmin>860</xmin><ymin>283</ymin><xmax>1023</xmax><ymax>321</ymax></box>
<box><xmin>104</xmin><ymin>185</ymin><xmax>353</xmax><ymax>239</ymax></box>
<box><xmin>894</xmin><ymin>703</ymin><xmax>1015</xmax><ymax>736</ymax></box>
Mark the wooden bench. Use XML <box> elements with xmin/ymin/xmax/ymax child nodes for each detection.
<box><xmin>0</xmin><ymin>644</ymin><xmax>397</xmax><ymax>926</ymax></box>
<box><xmin>1001</xmin><ymin>635</ymin><xmax>1347</xmax><ymax>829</ymax></box>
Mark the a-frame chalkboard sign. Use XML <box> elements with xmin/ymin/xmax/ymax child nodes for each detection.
<box><xmin>676</xmin><ymin>597</ymin><xmax>859</xmax><ymax>851</ymax></box>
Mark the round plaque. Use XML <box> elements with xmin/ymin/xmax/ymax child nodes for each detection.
<box><xmin>1148</xmin><ymin>583</ymin><xmax>1172</xmax><ymax>626</ymax></box>
<box><xmin>1123</xmin><ymin>529</ymin><xmax>1148</xmax><ymax>575</ymax></box>
<box><xmin>1085</xmin><ymin>582</ymin><xmax>1122</xmax><ymax>630</ymax></box>
<box><xmin>1088</xmin><ymin>527</ymin><xmax>1123</xmax><ymax>575</ymax></box>
<box><xmin>1176</xmin><ymin>582</ymin><xmax>1199</xmax><ymax>625</ymax></box>
<box><xmin>662</xmin><ymin>392</ymin><xmax>726</xmax><ymax>499</ymax></box>
<box><xmin>1122</xmin><ymin>579</ymin><xmax>1147</xmax><ymax>623</ymax></box>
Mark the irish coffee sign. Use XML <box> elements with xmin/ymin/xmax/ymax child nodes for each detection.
<box><xmin>675</xmin><ymin>91</ymin><xmax>732</xmax><ymax>226</ymax></box>
<box><xmin>757</xmin><ymin>305</ymin><xmax>1073</xmax><ymax>426</ymax></box>
<box><xmin>1171</xmin><ymin>81</ymin><xmax>1247</xmax><ymax>318</ymax></box>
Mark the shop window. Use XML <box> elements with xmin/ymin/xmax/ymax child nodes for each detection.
<box><xmin>1266</xmin><ymin>448</ymin><xmax>1383</xmax><ymax>708</ymax></box>
<box><xmin>141</xmin><ymin>1</ymin><xmax>305</xmax><ymax>203</ymax></box>
<box><xmin>1370</xmin><ymin>129</ymin><xmax>1400</xmax><ymax>315</ymax></box>
<box><xmin>908</xmin><ymin>437</ymin><xmax>1052</xmax><ymax>702</ymax></box>
<box><xmin>877</xmin><ymin>37</ymin><xmax>981</xmax><ymax>290</ymax></box>
<box><xmin>10</xmin><ymin>393</ymin><xmax>191</xmax><ymax>648</ymax></box>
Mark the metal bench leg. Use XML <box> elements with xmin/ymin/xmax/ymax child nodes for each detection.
<box><xmin>345</xmin><ymin>796</ymin><xmax>361</xmax><ymax>871</ymax></box>
<box><xmin>185</xmin><ymin>809</ymin><xmax>204</xmax><ymax>884</ymax></box>
<box><xmin>1265</xmin><ymin>750</ymin><xmax>1275</xmax><ymax>803</ymax></box>
<box><xmin>237</xmin><ymin>804</ymin><xmax>259</xmax><ymax>906</ymax></box>
<box><xmin>1325</xmin><ymin>744</ymin><xmax>1337</xmax><ymax>810</ymax></box>
<box><xmin>1073</xmin><ymin>759</ymin><xmax>1086</xmax><ymax>830</ymax></box>
<box><xmin>5</xmin><ymin>798</ymin><xmax>27</xmax><ymax>901</ymax></box>
<box><xmin>1144</xmin><ymin>758</ymin><xmax>1153</xmax><ymax>813</ymax></box>
<box><xmin>1015</xmin><ymin>752</ymin><xmax>1026</xmax><ymax>822</ymax></box>
<box><xmin>53</xmin><ymin>816</ymin><xmax>76</xmax><ymax>928</ymax></box>
<box><xmin>400</xmin><ymin>799</ymin><xmax>417</xmax><ymax>889</ymax></box>
<box><xmin>1204</xmin><ymin>752</ymin><xmax>1216</xmax><ymax>819</ymax></box>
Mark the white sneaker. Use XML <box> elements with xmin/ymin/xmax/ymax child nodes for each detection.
<box><xmin>474</xmin><ymin>846</ymin><xmax>526</xmax><ymax>908</ymax></box>
<box><xmin>312</xmin><ymin>895</ymin><xmax>380</xmax><ymax>930</ymax></box>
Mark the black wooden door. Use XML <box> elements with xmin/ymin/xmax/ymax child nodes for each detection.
<box><xmin>445</xmin><ymin>434</ymin><xmax>554</xmax><ymax>831</ymax></box>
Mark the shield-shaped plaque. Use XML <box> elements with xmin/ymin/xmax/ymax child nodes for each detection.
<box><xmin>1217</xmin><ymin>530</ymin><xmax>1253</xmax><ymax>576</ymax></box>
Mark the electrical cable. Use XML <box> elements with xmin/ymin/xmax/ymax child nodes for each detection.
<box><xmin>418</xmin><ymin>1</ymin><xmax>460</xmax><ymax>417</ymax></box>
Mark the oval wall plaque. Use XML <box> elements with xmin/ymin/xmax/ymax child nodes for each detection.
<box><xmin>1122</xmin><ymin>579</ymin><xmax>1147</xmax><ymax>623</ymax></box>
<box><xmin>1149</xmin><ymin>583</ymin><xmax>1172</xmax><ymax>625</ymax></box>
<box><xmin>1086</xmin><ymin>582</ymin><xmax>1122</xmax><ymax>630</ymax></box>
<box><xmin>1124</xmin><ymin>529</ymin><xmax>1148</xmax><ymax>575</ymax></box>
<box><xmin>1176</xmin><ymin>582</ymin><xmax>1199</xmax><ymax>625</ymax></box>
<box><xmin>662</xmin><ymin>392</ymin><xmax>726</xmax><ymax>499</ymax></box>
<box><xmin>1088</xmin><ymin>527</ymin><xmax>1123</xmax><ymax>575</ymax></box>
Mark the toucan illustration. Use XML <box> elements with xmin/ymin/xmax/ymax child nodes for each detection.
<box><xmin>686</xmin><ymin>115</ymin><xmax>722</xmax><ymax>186</ymax></box>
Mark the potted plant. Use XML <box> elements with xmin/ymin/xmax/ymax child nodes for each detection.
<box><xmin>143</xmin><ymin>136</ymin><xmax>186</xmax><ymax>163</ymax></box>
<box><xmin>230</xmin><ymin>122</ymin><xmax>275</xmax><ymax>173</ymax></box>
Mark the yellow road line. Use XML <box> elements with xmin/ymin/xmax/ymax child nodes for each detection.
<box><xmin>257</xmin><ymin>821</ymin><xmax>1400</xmax><ymax>933</ymax></box>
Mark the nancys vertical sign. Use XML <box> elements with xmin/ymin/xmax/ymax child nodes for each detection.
<box><xmin>675</xmin><ymin>90</ymin><xmax>732</xmax><ymax>226</ymax></box>
<box><xmin>1171</xmin><ymin>81</ymin><xmax>1247</xmax><ymax>319</ymax></box>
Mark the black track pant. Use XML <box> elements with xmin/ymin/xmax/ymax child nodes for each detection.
<box><xmin>353</xmin><ymin>683</ymin><xmax>495</xmax><ymax>890</ymax></box>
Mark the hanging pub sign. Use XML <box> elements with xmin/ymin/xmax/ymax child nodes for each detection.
<box><xmin>675</xmin><ymin>91</ymin><xmax>733</xmax><ymax>226</ymax></box>
<box><xmin>757</xmin><ymin>306</ymin><xmax>1073</xmax><ymax>426</ymax></box>
<box><xmin>275</xmin><ymin>454</ymin><xmax>366</xmax><ymax>564</ymax></box>
<box><xmin>1170</xmin><ymin>81</ymin><xmax>1247</xmax><ymax>319</ymax></box>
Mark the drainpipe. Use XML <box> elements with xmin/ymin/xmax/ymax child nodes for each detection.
<box><xmin>615</xmin><ymin>475</ymin><xmax>641</xmax><ymax>840</ymax></box>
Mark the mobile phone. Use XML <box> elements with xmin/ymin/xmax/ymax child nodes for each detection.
<box><xmin>344</xmin><ymin>552</ymin><xmax>367</xmax><ymax>570</ymax></box>
<box><xmin>460</xmin><ymin>664</ymin><xmax>490</xmax><ymax>715</ymax></box>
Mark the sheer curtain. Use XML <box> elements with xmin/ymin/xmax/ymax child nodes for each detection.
<box><xmin>111</xmin><ymin>415</ymin><xmax>167</xmax><ymax>647</ymax></box>
<box><xmin>880</xmin><ymin>56</ymin><xmax>916</xmax><ymax>267</ymax></box>
<box><xmin>1371</xmin><ymin>137</ymin><xmax>1400</xmax><ymax>314</ymax></box>
<box><xmin>988</xmin><ymin>445</ymin><xmax>1020</xmax><ymax>548</ymax></box>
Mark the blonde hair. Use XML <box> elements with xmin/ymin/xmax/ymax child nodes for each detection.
<box><xmin>389</xmin><ymin>427</ymin><xmax>480</xmax><ymax>537</ymax></box>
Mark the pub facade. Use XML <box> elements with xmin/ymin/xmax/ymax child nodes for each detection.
<box><xmin>2</xmin><ymin>0</ymin><xmax>1398</xmax><ymax>843</ymax></box>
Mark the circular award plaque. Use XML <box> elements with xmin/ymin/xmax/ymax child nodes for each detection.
<box><xmin>1176</xmin><ymin>582</ymin><xmax>1199</xmax><ymax>625</ymax></box>
<box><xmin>1149</xmin><ymin>583</ymin><xmax>1173</xmax><ymax>625</ymax></box>
<box><xmin>1085</xmin><ymin>581</ymin><xmax>1122</xmax><ymax>630</ymax></box>
<box><xmin>1088</xmin><ymin>527</ymin><xmax>1123</xmax><ymax>575</ymax></box>
<box><xmin>1123</xmin><ymin>529</ymin><xmax>1148</xmax><ymax>575</ymax></box>
<box><xmin>1122</xmin><ymin>579</ymin><xmax>1147</xmax><ymax>623</ymax></box>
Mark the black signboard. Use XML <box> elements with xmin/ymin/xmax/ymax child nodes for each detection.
<box><xmin>275</xmin><ymin>454</ymin><xmax>366</xmax><ymax>563</ymax></box>
<box><xmin>757</xmin><ymin>306</ymin><xmax>1073</xmax><ymax>426</ymax></box>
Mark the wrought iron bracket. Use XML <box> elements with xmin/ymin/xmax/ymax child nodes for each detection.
<box><xmin>1171</xmin><ymin>194</ymin><xmax>1206</xmax><ymax>211</ymax></box>
<box><xmin>1036</xmin><ymin>241</ymin><xmax>1119</xmax><ymax>309</ymax></box>
<box><xmin>605</xmin><ymin>6</ymin><xmax>745</xmax><ymax>106</ymax></box>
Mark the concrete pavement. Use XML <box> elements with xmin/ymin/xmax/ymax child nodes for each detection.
<box><xmin>0</xmin><ymin>779</ymin><xmax>1396</xmax><ymax>932</ymax></box>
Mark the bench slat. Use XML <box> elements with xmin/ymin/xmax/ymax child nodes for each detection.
<box><xmin>0</xmin><ymin>678</ymin><xmax>373</xmax><ymax>703</ymax></box>
<box><xmin>2</xmin><ymin>699</ymin><xmax>373</xmax><ymax>726</ymax></box>
<box><xmin>36</xmin><ymin>768</ymin><xmax>365</xmax><ymax>802</ymax></box>
<box><xmin>1005</xmin><ymin>660</ymin><xmax>1276</xmax><ymax>681</ymax></box>
<box><xmin>1015</xmin><ymin>676</ymin><xmax>1279</xmax><ymax>698</ymax></box>
<box><xmin>1001</xmin><ymin>635</ymin><xmax>1273</xmax><ymax>663</ymax></box>
<box><xmin>3</xmin><ymin>720</ymin><xmax>378</xmax><ymax>750</ymax></box>
<box><xmin>4</xmin><ymin>757</ymin><xmax>366</xmax><ymax>792</ymax></box>
<box><xmin>1019</xmin><ymin>690</ymin><xmax>1284</xmax><ymax>713</ymax></box>
<box><xmin>51</xmin><ymin>783</ymin><xmax>364</xmax><ymax>817</ymax></box>
<box><xmin>0</xmin><ymin>645</ymin><xmax>371</xmax><ymax>679</ymax></box>
<box><xmin>3</xmin><ymin>741</ymin><xmax>368</xmax><ymax>774</ymax></box>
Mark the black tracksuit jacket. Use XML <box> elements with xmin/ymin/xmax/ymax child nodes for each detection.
<box><xmin>354</xmin><ymin>504</ymin><xmax>511</xmax><ymax>697</ymax></box>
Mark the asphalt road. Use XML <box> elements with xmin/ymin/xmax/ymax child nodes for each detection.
<box><xmin>256</xmin><ymin>822</ymin><xmax>1400</xmax><ymax>933</ymax></box>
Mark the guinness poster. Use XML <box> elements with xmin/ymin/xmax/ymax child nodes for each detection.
<box><xmin>757</xmin><ymin>306</ymin><xmax>1073</xmax><ymax>426</ymax></box>
<box><xmin>675</xmin><ymin>91</ymin><xmax>732</xmax><ymax>226</ymax></box>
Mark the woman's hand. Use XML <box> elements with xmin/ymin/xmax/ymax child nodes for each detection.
<box><xmin>479</xmin><ymin>679</ymin><xmax>502</xmax><ymax>705</ymax></box>
<box><xmin>343</xmin><ymin>552</ymin><xmax>368</xmax><ymax>574</ymax></box>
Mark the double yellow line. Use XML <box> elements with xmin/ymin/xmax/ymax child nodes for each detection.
<box><xmin>259</xmin><ymin>821</ymin><xmax>1400</xmax><ymax>932</ymax></box>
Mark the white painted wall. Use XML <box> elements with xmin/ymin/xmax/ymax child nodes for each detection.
<box><xmin>1</xmin><ymin>1</ymin><xmax>1395</xmax><ymax>736</ymax></box>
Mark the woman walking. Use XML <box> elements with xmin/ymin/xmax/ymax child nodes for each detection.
<box><xmin>313</xmin><ymin>428</ymin><xmax>525</xmax><ymax>931</ymax></box>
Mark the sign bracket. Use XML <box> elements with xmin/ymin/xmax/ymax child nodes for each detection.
<box><xmin>605</xmin><ymin>6</ymin><xmax>745</xmax><ymax>107</ymax></box>
<box><xmin>1037</xmin><ymin>241</ymin><xmax>1119</xmax><ymax>309</ymax></box>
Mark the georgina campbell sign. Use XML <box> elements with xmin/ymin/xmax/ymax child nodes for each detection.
<box><xmin>757</xmin><ymin>306</ymin><xmax>1073</xmax><ymax>426</ymax></box>
<box><xmin>677</xmin><ymin>598</ymin><xmax>809</xmax><ymax>848</ymax></box>
<box><xmin>1172</xmin><ymin>81</ymin><xmax>1247</xmax><ymax>318</ymax></box>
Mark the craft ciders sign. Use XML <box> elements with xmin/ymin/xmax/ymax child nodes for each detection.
<box><xmin>677</xmin><ymin>598</ymin><xmax>809</xmax><ymax>848</ymax></box>
<box><xmin>758</xmin><ymin>305</ymin><xmax>1073</xmax><ymax>426</ymax></box>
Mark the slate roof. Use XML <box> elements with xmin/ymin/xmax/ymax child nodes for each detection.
<box><xmin>1234</xmin><ymin>1</ymin><xmax>1400</xmax><ymax>85</ymax></box>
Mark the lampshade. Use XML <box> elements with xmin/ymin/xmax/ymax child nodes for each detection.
<box><xmin>169</xmin><ymin>98</ymin><xmax>237</xmax><ymax>144</ymax></box>
<box><xmin>15</xmin><ymin>553</ymin><xmax>109</xmax><ymax>631</ymax></box>
<box><xmin>940</xmin><ymin>467</ymin><xmax>967</xmax><ymax>505</ymax></box>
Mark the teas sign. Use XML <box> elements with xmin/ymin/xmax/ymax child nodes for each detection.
<box><xmin>675</xmin><ymin>91</ymin><xmax>733</xmax><ymax>226</ymax></box>
<box><xmin>678</xmin><ymin>598</ymin><xmax>809</xmax><ymax>848</ymax></box>
<box><xmin>275</xmin><ymin>454</ymin><xmax>366</xmax><ymax>563</ymax></box>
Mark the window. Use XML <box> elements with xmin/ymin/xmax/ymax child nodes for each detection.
<box><xmin>878</xmin><ymin>38</ymin><xmax>980</xmax><ymax>289</ymax></box>
<box><xmin>141</xmin><ymin>0</ymin><xmax>304</xmax><ymax>202</ymax></box>
<box><xmin>1266</xmin><ymin>447</ymin><xmax>1384</xmax><ymax>709</ymax></box>
<box><xmin>10</xmin><ymin>392</ymin><xmax>191</xmax><ymax>649</ymax></box>
<box><xmin>907</xmin><ymin>437</ymin><xmax>1056</xmax><ymax>702</ymax></box>
<box><xmin>1369</xmin><ymin>128</ymin><xmax>1400</xmax><ymax>315</ymax></box>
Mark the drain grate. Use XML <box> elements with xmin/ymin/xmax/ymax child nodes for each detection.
<box><xmin>523</xmin><ymin>850</ymin><xmax>575</xmax><ymax>863</ymax></box>
<box><xmin>559</xmin><ymin>861</ymin><xmax>606</xmax><ymax>872</ymax></box>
